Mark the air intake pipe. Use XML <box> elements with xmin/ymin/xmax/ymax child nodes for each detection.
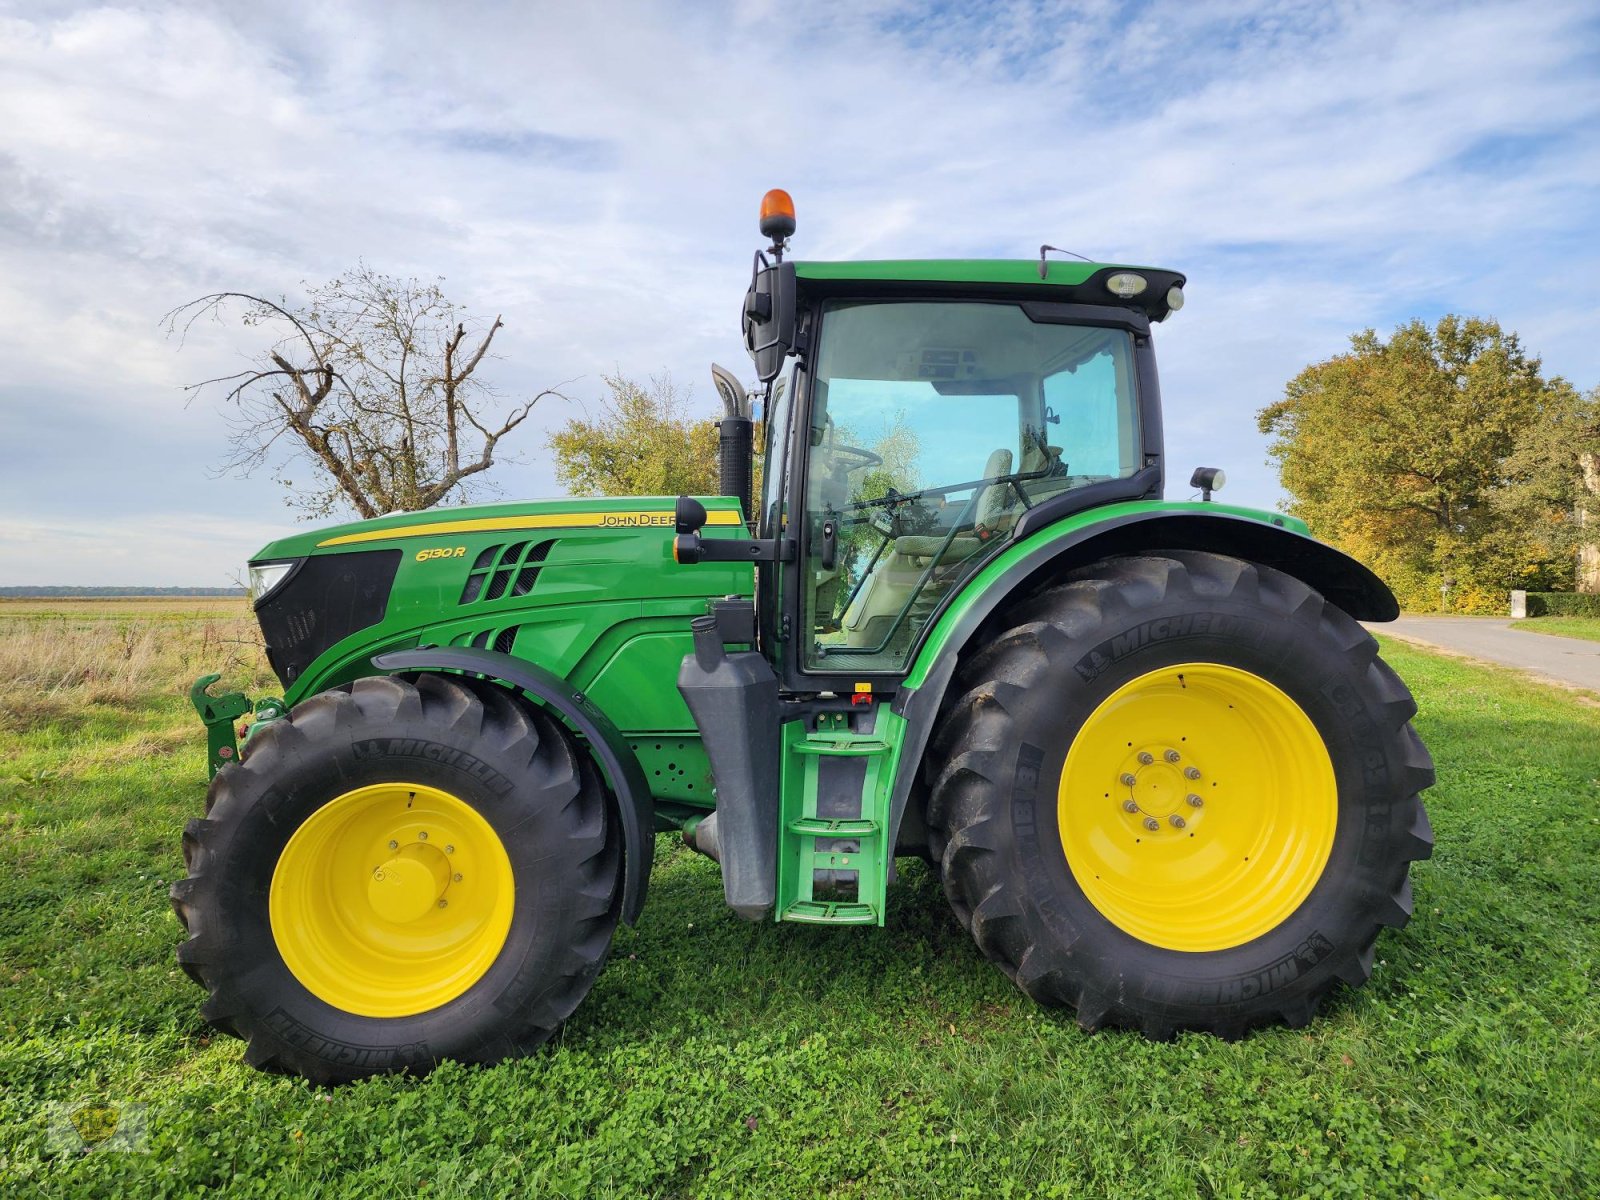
<box><xmin>677</xmin><ymin>601</ymin><xmax>778</xmax><ymax>920</ymax></box>
<box><xmin>711</xmin><ymin>363</ymin><xmax>753</xmax><ymax>525</ymax></box>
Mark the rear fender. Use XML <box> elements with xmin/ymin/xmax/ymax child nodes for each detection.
<box><xmin>371</xmin><ymin>647</ymin><xmax>654</xmax><ymax>925</ymax></box>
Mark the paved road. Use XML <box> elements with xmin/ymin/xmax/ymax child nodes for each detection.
<box><xmin>1370</xmin><ymin>615</ymin><xmax>1600</xmax><ymax>694</ymax></box>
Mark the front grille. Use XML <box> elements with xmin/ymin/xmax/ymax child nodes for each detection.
<box><xmin>255</xmin><ymin>549</ymin><xmax>400</xmax><ymax>687</ymax></box>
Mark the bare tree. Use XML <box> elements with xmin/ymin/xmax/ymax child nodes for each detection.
<box><xmin>168</xmin><ymin>264</ymin><xmax>565</xmax><ymax>519</ymax></box>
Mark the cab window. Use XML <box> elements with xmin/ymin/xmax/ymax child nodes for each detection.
<box><xmin>802</xmin><ymin>300</ymin><xmax>1140</xmax><ymax>672</ymax></box>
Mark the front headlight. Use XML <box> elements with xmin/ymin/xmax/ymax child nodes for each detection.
<box><xmin>248</xmin><ymin>560</ymin><xmax>299</xmax><ymax>606</ymax></box>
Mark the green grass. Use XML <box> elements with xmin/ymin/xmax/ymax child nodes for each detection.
<box><xmin>1511</xmin><ymin>616</ymin><xmax>1600</xmax><ymax>644</ymax></box>
<box><xmin>1</xmin><ymin>608</ymin><xmax>1598</xmax><ymax>1197</ymax></box>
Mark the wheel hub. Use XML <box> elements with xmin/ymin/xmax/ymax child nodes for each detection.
<box><xmin>368</xmin><ymin>842</ymin><xmax>453</xmax><ymax>923</ymax></box>
<box><xmin>1119</xmin><ymin>746</ymin><xmax>1207</xmax><ymax>830</ymax></box>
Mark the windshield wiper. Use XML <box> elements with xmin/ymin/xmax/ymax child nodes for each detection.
<box><xmin>844</xmin><ymin>461</ymin><xmax>1058</xmax><ymax>516</ymax></box>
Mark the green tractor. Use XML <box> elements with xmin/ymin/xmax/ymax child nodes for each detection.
<box><xmin>174</xmin><ymin>191</ymin><xmax>1432</xmax><ymax>1082</ymax></box>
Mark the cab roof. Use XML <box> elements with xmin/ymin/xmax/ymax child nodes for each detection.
<box><xmin>792</xmin><ymin>259</ymin><xmax>1186</xmax><ymax>321</ymax></box>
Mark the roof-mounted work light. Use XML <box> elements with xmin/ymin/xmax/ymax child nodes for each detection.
<box><xmin>1190</xmin><ymin>466</ymin><xmax>1227</xmax><ymax>502</ymax></box>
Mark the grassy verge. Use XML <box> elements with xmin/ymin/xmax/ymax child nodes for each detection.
<box><xmin>1</xmin><ymin>606</ymin><xmax>1597</xmax><ymax>1197</ymax></box>
<box><xmin>1510</xmin><ymin>616</ymin><xmax>1600</xmax><ymax>644</ymax></box>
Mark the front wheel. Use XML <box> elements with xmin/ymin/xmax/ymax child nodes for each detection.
<box><xmin>171</xmin><ymin>674</ymin><xmax>620</xmax><ymax>1082</ymax></box>
<box><xmin>927</xmin><ymin>551</ymin><xmax>1434</xmax><ymax>1037</ymax></box>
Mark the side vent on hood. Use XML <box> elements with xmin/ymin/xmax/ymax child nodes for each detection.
<box><xmin>463</xmin><ymin>626</ymin><xmax>521</xmax><ymax>654</ymax></box>
<box><xmin>459</xmin><ymin>540</ymin><xmax>557</xmax><ymax>605</ymax></box>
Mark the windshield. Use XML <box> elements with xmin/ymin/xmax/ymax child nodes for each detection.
<box><xmin>802</xmin><ymin>299</ymin><xmax>1141</xmax><ymax>672</ymax></box>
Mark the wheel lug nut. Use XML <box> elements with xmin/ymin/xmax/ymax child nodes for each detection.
<box><xmin>1164</xmin><ymin>749</ymin><xmax>1181</xmax><ymax>763</ymax></box>
<box><xmin>1122</xmin><ymin>800</ymin><xmax>1139</xmax><ymax>813</ymax></box>
<box><xmin>437</xmin><ymin>899</ymin><xmax>448</xmax><ymax>908</ymax></box>
<box><xmin>1137</xmin><ymin>751</ymin><xmax>1154</xmax><ymax>765</ymax></box>
<box><xmin>452</xmin><ymin>872</ymin><xmax>463</xmax><ymax>882</ymax></box>
<box><xmin>445</xmin><ymin>845</ymin><xmax>455</xmax><ymax>854</ymax></box>
<box><xmin>388</xmin><ymin>840</ymin><xmax>399</xmax><ymax>850</ymax></box>
<box><xmin>1120</xmin><ymin>772</ymin><xmax>1137</xmax><ymax>786</ymax></box>
<box><xmin>1143</xmin><ymin>817</ymin><xmax>1160</xmax><ymax>832</ymax></box>
<box><xmin>1184</xmin><ymin>767</ymin><xmax>1201</xmax><ymax>780</ymax></box>
<box><xmin>418</xmin><ymin>831</ymin><xmax>428</xmax><ymax>841</ymax></box>
<box><xmin>1169</xmin><ymin>814</ymin><xmax>1187</xmax><ymax>829</ymax></box>
<box><xmin>1187</xmin><ymin>794</ymin><xmax>1204</xmax><ymax>808</ymax></box>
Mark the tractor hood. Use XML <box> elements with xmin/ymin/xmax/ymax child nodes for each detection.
<box><xmin>251</xmin><ymin>495</ymin><xmax>745</xmax><ymax>562</ymax></box>
<box><xmin>245</xmin><ymin>495</ymin><xmax>750</xmax><ymax>700</ymax></box>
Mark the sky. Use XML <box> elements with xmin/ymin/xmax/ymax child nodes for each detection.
<box><xmin>1</xmin><ymin>0</ymin><xmax>1597</xmax><ymax>586</ymax></box>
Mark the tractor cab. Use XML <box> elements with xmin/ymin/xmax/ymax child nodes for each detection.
<box><xmin>788</xmin><ymin>297</ymin><xmax>1146</xmax><ymax>673</ymax></box>
<box><xmin>704</xmin><ymin>189</ymin><xmax>1186</xmax><ymax>688</ymax></box>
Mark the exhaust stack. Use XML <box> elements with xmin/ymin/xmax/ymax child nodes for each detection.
<box><xmin>710</xmin><ymin>363</ymin><xmax>753</xmax><ymax>523</ymax></box>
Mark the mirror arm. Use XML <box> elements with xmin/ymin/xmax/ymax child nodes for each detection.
<box><xmin>674</xmin><ymin>533</ymin><xmax>795</xmax><ymax>565</ymax></box>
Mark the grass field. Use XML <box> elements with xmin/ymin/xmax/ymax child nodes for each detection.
<box><xmin>1</xmin><ymin>600</ymin><xmax>1597</xmax><ymax>1197</ymax></box>
<box><xmin>1511</xmin><ymin>616</ymin><xmax>1600</xmax><ymax>644</ymax></box>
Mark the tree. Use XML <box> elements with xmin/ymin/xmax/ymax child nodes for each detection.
<box><xmin>1258</xmin><ymin>315</ymin><xmax>1589</xmax><ymax>612</ymax></box>
<box><xmin>1492</xmin><ymin>384</ymin><xmax>1600</xmax><ymax>584</ymax></box>
<box><xmin>547</xmin><ymin>374</ymin><xmax>721</xmax><ymax>496</ymax></box>
<box><xmin>837</xmin><ymin>411</ymin><xmax>921</xmax><ymax>504</ymax></box>
<box><xmin>169</xmin><ymin>264</ymin><xmax>563</xmax><ymax>519</ymax></box>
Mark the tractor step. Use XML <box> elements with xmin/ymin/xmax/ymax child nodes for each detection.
<box><xmin>781</xmin><ymin>900</ymin><xmax>880</xmax><ymax>925</ymax></box>
<box><xmin>775</xmin><ymin>711</ymin><xmax>900</xmax><ymax>927</ymax></box>
<box><xmin>787</xmin><ymin>816</ymin><xmax>878</xmax><ymax>836</ymax></box>
<box><xmin>790</xmin><ymin>738</ymin><xmax>891</xmax><ymax>757</ymax></box>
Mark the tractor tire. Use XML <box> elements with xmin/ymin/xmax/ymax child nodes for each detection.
<box><xmin>170</xmin><ymin>673</ymin><xmax>620</xmax><ymax>1083</ymax></box>
<box><xmin>926</xmin><ymin>550</ymin><xmax>1433</xmax><ymax>1038</ymax></box>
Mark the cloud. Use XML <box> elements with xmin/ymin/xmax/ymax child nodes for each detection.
<box><xmin>420</xmin><ymin>127</ymin><xmax>618</xmax><ymax>170</ymax></box>
<box><xmin>0</xmin><ymin>0</ymin><xmax>1597</xmax><ymax>582</ymax></box>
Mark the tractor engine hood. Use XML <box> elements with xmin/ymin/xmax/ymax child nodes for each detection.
<box><xmin>246</xmin><ymin>495</ymin><xmax>749</xmax><ymax>697</ymax></box>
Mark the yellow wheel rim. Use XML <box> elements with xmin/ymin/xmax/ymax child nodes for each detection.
<box><xmin>269</xmin><ymin>782</ymin><xmax>515</xmax><ymax>1017</ymax></box>
<box><xmin>1058</xmin><ymin>663</ymin><xmax>1337</xmax><ymax>952</ymax></box>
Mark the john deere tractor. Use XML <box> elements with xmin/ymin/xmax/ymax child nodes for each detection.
<box><xmin>173</xmin><ymin>191</ymin><xmax>1433</xmax><ymax>1082</ymax></box>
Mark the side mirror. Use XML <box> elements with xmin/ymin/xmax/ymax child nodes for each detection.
<box><xmin>743</xmin><ymin>258</ymin><xmax>796</xmax><ymax>384</ymax></box>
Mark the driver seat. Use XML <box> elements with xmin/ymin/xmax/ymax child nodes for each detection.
<box><xmin>839</xmin><ymin>447</ymin><xmax>1013</xmax><ymax>647</ymax></box>
<box><xmin>972</xmin><ymin>447</ymin><xmax>1015</xmax><ymax>532</ymax></box>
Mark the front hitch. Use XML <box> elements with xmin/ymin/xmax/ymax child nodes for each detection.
<box><xmin>190</xmin><ymin>674</ymin><xmax>251</xmax><ymax>778</ymax></box>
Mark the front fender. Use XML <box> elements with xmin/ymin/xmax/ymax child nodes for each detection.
<box><xmin>371</xmin><ymin>646</ymin><xmax>654</xmax><ymax>925</ymax></box>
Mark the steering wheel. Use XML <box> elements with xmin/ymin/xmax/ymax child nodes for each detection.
<box><xmin>827</xmin><ymin>443</ymin><xmax>883</xmax><ymax>473</ymax></box>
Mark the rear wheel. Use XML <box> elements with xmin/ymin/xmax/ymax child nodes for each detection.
<box><xmin>927</xmin><ymin>551</ymin><xmax>1433</xmax><ymax>1037</ymax></box>
<box><xmin>171</xmin><ymin>674</ymin><xmax>620</xmax><ymax>1082</ymax></box>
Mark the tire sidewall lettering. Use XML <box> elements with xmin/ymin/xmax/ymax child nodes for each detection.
<box><xmin>1010</xmin><ymin>742</ymin><xmax>1085</xmax><ymax>943</ymax></box>
<box><xmin>1072</xmin><ymin>612</ymin><xmax>1273</xmax><ymax>685</ymax></box>
<box><xmin>350</xmin><ymin>738</ymin><xmax>517</xmax><ymax>796</ymax></box>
